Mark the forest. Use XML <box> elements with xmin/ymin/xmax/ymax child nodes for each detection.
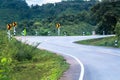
<box><xmin>0</xmin><ymin>0</ymin><xmax>119</xmax><ymax>36</ymax></box>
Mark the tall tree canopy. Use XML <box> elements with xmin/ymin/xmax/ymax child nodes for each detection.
<box><xmin>91</xmin><ymin>1</ymin><xmax>120</xmax><ymax>34</ymax></box>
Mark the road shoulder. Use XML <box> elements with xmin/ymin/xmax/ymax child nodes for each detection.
<box><xmin>59</xmin><ymin>54</ymin><xmax>81</xmax><ymax>80</ymax></box>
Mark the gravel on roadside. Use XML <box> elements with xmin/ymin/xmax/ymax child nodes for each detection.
<box><xmin>59</xmin><ymin>54</ymin><xmax>81</xmax><ymax>80</ymax></box>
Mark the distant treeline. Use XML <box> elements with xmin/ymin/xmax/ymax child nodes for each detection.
<box><xmin>0</xmin><ymin>0</ymin><xmax>97</xmax><ymax>35</ymax></box>
<box><xmin>0</xmin><ymin>0</ymin><xmax>119</xmax><ymax>35</ymax></box>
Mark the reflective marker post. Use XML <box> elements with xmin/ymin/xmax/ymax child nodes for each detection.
<box><xmin>103</xmin><ymin>31</ymin><xmax>105</xmax><ymax>35</ymax></box>
<box><xmin>114</xmin><ymin>40</ymin><xmax>118</xmax><ymax>47</ymax></box>
<box><xmin>7</xmin><ymin>24</ymin><xmax>12</xmax><ymax>40</ymax></box>
<box><xmin>92</xmin><ymin>31</ymin><xmax>96</xmax><ymax>35</ymax></box>
<box><xmin>83</xmin><ymin>32</ymin><xmax>85</xmax><ymax>36</ymax></box>
<box><xmin>35</xmin><ymin>31</ymin><xmax>38</xmax><ymax>36</ymax></box>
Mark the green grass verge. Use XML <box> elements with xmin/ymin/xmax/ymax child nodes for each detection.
<box><xmin>0</xmin><ymin>31</ymin><xmax>69</xmax><ymax>80</ymax></box>
<box><xmin>75</xmin><ymin>36</ymin><xmax>120</xmax><ymax>48</ymax></box>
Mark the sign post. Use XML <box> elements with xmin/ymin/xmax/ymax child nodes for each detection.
<box><xmin>13</xmin><ymin>22</ymin><xmax>17</xmax><ymax>36</ymax></box>
<box><xmin>7</xmin><ymin>30</ymin><xmax>11</xmax><ymax>40</ymax></box>
<box><xmin>58</xmin><ymin>28</ymin><xmax>60</xmax><ymax>36</ymax></box>
<box><xmin>13</xmin><ymin>27</ymin><xmax>16</xmax><ymax>36</ymax></box>
<box><xmin>7</xmin><ymin>24</ymin><xmax>12</xmax><ymax>40</ymax></box>
<box><xmin>56</xmin><ymin>23</ymin><xmax>60</xmax><ymax>36</ymax></box>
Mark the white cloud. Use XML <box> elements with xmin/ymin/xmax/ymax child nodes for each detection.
<box><xmin>26</xmin><ymin>0</ymin><xmax>61</xmax><ymax>6</ymax></box>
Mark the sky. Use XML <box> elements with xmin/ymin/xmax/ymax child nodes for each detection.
<box><xmin>26</xmin><ymin>0</ymin><xmax>61</xmax><ymax>6</ymax></box>
<box><xmin>26</xmin><ymin>0</ymin><xmax>102</xmax><ymax>6</ymax></box>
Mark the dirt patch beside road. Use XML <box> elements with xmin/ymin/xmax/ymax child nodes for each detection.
<box><xmin>59</xmin><ymin>55</ymin><xmax>81</xmax><ymax>80</ymax></box>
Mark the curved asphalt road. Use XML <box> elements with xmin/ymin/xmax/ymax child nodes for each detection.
<box><xmin>16</xmin><ymin>35</ymin><xmax>120</xmax><ymax>80</ymax></box>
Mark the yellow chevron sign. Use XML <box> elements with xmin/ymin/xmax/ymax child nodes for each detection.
<box><xmin>7</xmin><ymin>24</ymin><xmax>12</xmax><ymax>30</ymax></box>
<box><xmin>13</xmin><ymin>22</ymin><xmax>17</xmax><ymax>27</ymax></box>
<box><xmin>56</xmin><ymin>23</ymin><xmax>60</xmax><ymax>29</ymax></box>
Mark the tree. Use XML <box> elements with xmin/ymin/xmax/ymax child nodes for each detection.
<box><xmin>101</xmin><ymin>0</ymin><xmax>118</xmax><ymax>2</ymax></box>
<box><xmin>0</xmin><ymin>0</ymin><xmax>97</xmax><ymax>35</ymax></box>
<box><xmin>91</xmin><ymin>1</ymin><xmax>120</xmax><ymax>34</ymax></box>
<box><xmin>115</xmin><ymin>21</ymin><xmax>120</xmax><ymax>39</ymax></box>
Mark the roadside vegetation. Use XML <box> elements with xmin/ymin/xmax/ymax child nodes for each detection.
<box><xmin>76</xmin><ymin>36</ymin><xmax>120</xmax><ymax>48</ymax></box>
<box><xmin>0</xmin><ymin>1</ymin><xmax>119</xmax><ymax>36</ymax></box>
<box><xmin>76</xmin><ymin>17</ymin><xmax>120</xmax><ymax>48</ymax></box>
<box><xmin>0</xmin><ymin>31</ymin><xmax>69</xmax><ymax>80</ymax></box>
<box><xmin>91</xmin><ymin>1</ymin><xmax>120</xmax><ymax>35</ymax></box>
<box><xmin>0</xmin><ymin>0</ymin><xmax>97</xmax><ymax>35</ymax></box>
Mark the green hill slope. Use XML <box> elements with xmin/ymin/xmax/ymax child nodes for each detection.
<box><xmin>0</xmin><ymin>0</ymin><xmax>97</xmax><ymax>35</ymax></box>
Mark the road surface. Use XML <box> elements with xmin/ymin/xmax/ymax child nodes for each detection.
<box><xmin>16</xmin><ymin>35</ymin><xmax>120</xmax><ymax>80</ymax></box>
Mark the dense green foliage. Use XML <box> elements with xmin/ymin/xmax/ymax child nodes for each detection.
<box><xmin>115</xmin><ymin>21</ymin><xmax>120</xmax><ymax>39</ymax></box>
<box><xmin>76</xmin><ymin>36</ymin><xmax>120</xmax><ymax>48</ymax></box>
<box><xmin>91</xmin><ymin>1</ymin><xmax>120</xmax><ymax>34</ymax></box>
<box><xmin>0</xmin><ymin>0</ymin><xmax>119</xmax><ymax>36</ymax></box>
<box><xmin>0</xmin><ymin>31</ymin><xmax>69</xmax><ymax>80</ymax></box>
<box><xmin>19</xmin><ymin>1</ymin><xmax>97</xmax><ymax>35</ymax></box>
<box><xmin>0</xmin><ymin>0</ymin><xmax>29</xmax><ymax>27</ymax></box>
<box><xmin>62</xmin><ymin>0</ymin><xmax>99</xmax><ymax>1</ymax></box>
<box><xmin>0</xmin><ymin>0</ymin><xmax>97</xmax><ymax>35</ymax></box>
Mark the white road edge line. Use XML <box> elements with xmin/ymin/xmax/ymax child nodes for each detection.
<box><xmin>64</xmin><ymin>54</ymin><xmax>85</xmax><ymax>80</ymax></box>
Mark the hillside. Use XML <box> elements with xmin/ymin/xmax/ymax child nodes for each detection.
<box><xmin>19</xmin><ymin>1</ymin><xmax>97</xmax><ymax>35</ymax></box>
<box><xmin>0</xmin><ymin>0</ymin><xmax>97</xmax><ymax>35</ymax></box>
<box><xmin>0</xmin><ymin>0</ymin><xmax>29</xmax><ymax>28</ymax></box>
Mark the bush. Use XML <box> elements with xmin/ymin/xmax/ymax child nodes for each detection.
<box><xmin>115</xmin><ymin>21</ymin><xmax>120</xmax><ymax>39</ymax></box>
<box><xmin>13</xmin><ymin>41</ymin><xmax>40</xmax><ymax>61</ymax></box>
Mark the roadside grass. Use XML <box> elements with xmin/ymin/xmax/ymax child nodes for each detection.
<box><xmin>75</xmin><ymin>36</ymin><xmax>120</xmax><ymax>48</ymax></box>
<box><xmin>0</xmin><ymin>31</ymin><xmax>69</xmax><ymax>80</ymax></box>
<box><xmin>11</xmin><ymin>50</ymin><xmax>69</xmax><ymax>80</ymax></box>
